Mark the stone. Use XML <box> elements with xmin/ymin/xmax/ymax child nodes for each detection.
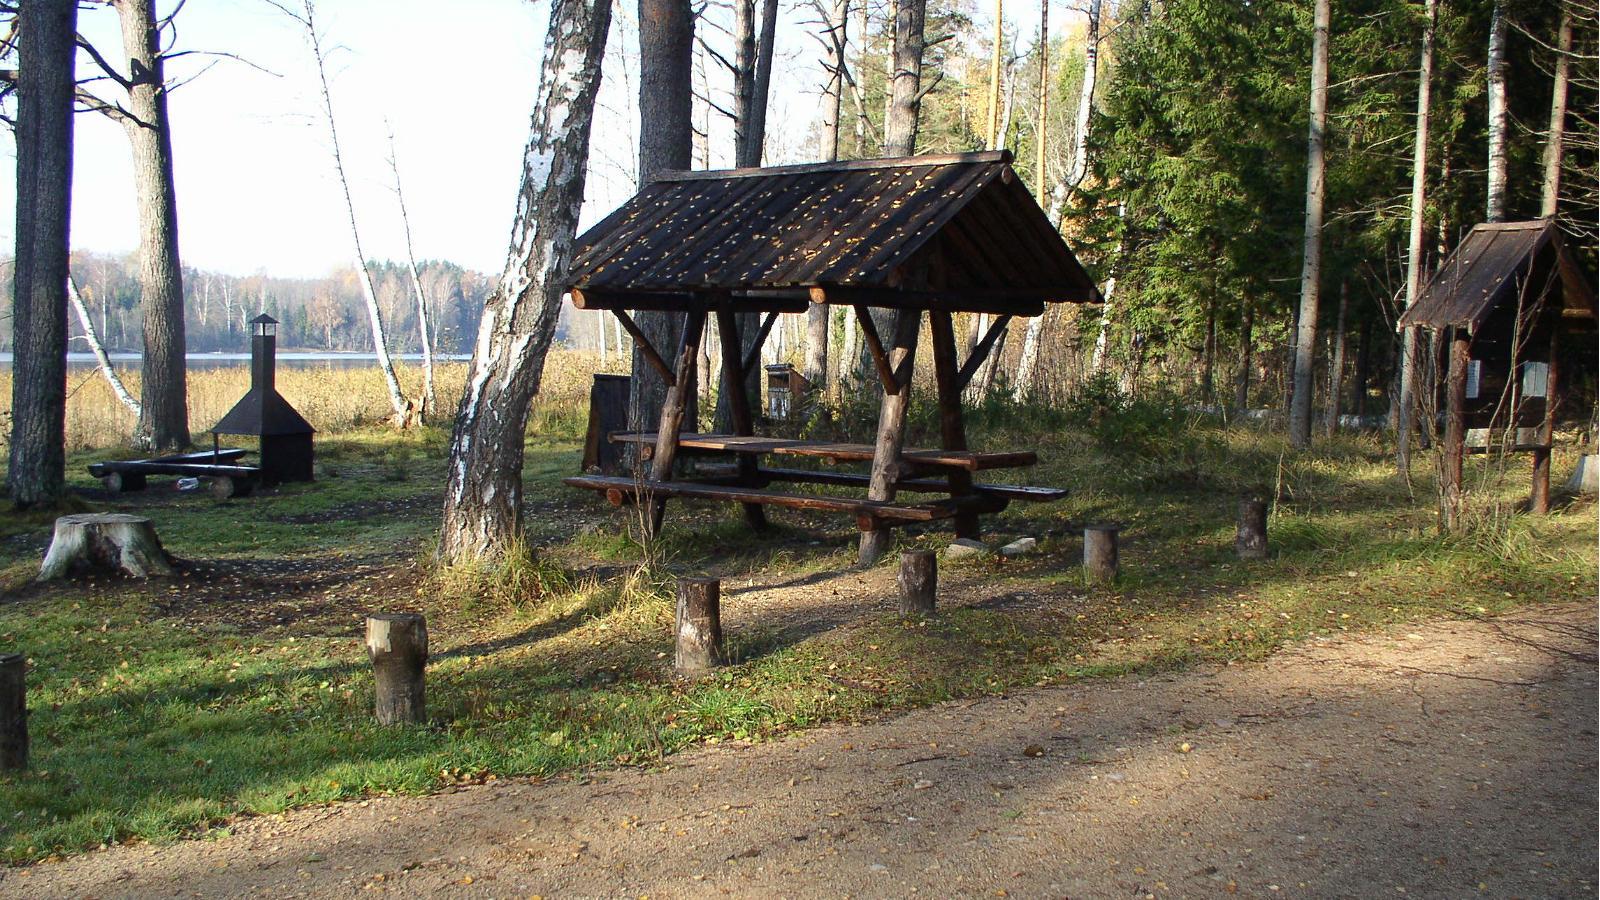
<box><xmin>1566</xmin><ymin>454</ymin><xmax>1598</xmax><ymax>495</ymax></box>
<box><xmin>942</xmin><ymin>538</ymin><xmax>989</xmax><ymax>560</ymax></box>
<box><xmin>998</xmin><ymin>537</ymin><xmax>1037</xmax><ymax>557</ymax></box>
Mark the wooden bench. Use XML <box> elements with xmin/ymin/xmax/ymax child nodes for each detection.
<box><xmin>689</xmin><ymin>465</ymin><xmax>1067</xmax><ymax>502</ymax></box>
<box><xmin>88</xmin><ymin>448</ymin><xmax>258</xmax><ymax>497</ymax></box>
<box><xmin>564</xmin><ymin>474</ymin><xmax>1008</xmax><ymax>531</ymax></box>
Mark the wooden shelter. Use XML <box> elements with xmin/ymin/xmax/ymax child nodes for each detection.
<box><xmin>560</xmin><ymin>150</ymin><xmax>1100</xmax><ymax>562</ymax></box>
<box><xmin>1397</xmin><ymin>219</ymin><xmax>1597</xmax><ymax>515</ymax></box>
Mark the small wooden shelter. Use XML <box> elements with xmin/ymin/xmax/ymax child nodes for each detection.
<box><xmin>560</xmin><ymin>150</ymin><xmax>1100</xmax><ymax>562</ymax></box>
<box><xmin>1397</xmin><ymin>219</ymin><xmax>1596</xmax><ymax>514</ymax></box>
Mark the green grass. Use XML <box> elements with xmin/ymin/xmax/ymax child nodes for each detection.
<box><xmin>0</xmin><ymin>408</ymin><xmax>1592</xmax><ymax>864</ymax></box>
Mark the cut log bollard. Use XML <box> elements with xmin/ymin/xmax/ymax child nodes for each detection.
<box><xmin>0</xmin><ymin>654</ymin><xmax>25</xmax><ymax>770</ymax></box>
<box><xmin>365</xmin><ymin>614</ymin><xmax>428</xmax><ymax>725</ymax></box>
<box><xmin>1083</xmin><ymin>526</ymin><xmax>1120</xmax><ymax>584</ymax></box>
<box><xmin>38</xmin><ymin>514</ymin><xmax>175</xmax><ymax>581</ymax></box>
<box><xmin>675</xmin><ymin>577</ymin><xmax>724</xmax><ymax>676</ymax></box>
<box><xmin>1236</xmin><ymin>499</ymin><xmax>1269</xmax><ymax>560</ymax></box>
<box><xmin>898</xmin><ymin>550</ymin><xmax>937</xmax><ymax>615</ymax></box>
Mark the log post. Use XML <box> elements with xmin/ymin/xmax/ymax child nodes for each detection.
<box><xmin>859</xmin><ymin>310</ymin><xmax>922</xmax><ymax>566</ymax></box>
<box><xmin>1442</xmin><ymin>326</ymin><xmax>1470</xmax><ymax>530</ymax></box>
<box><xmin>38</xmin><ymin>513</ymin><xmax>175</xmax><ymax>580</ymax></box>
<box><xmin>1531</xmin><ymin>322</ymin><xmax>1560</xmax><ymax>514</ymax></box>
<box><xmin>897</xmin><ymin>549</ymin><xmax>937</xmax><ymax>615</ymax></box>
<box><xmin>675</xmin><ymin>576</ymin><xmax>724</xmax><ymax>676</ymax></box>
<box><xmin>365</xmin><ymin>614</ymin><xmax>428</xmax><ymax>725</ymax></box>
<box><xmin>1236</xmin><ymin>499</ymin><xmax>1268</xmax><ymax>559</ymax></box>
<box><xmin>0</xmin><ymin>654</ymin><xmax>25</xmax><ymax>771</ymax></box>
<box><xmin>1083</xmin><ymin>525</ymin><xmax>1119</xmax><ymax>584</ymax></box>
<box><xmin>928</xmin><ymin>311</ymin><xmax>979</xmax><ymax>539</ymax></box>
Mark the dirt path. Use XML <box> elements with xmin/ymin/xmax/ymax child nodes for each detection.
<box><xmin>8</xmin><ymin>604</ymin><xmax>1595</xmax><ymax>899</ymax></box>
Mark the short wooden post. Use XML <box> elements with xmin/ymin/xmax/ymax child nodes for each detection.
<box><xmin>1083</xmin><ymin>526</ymin><xmax>1119</xmax><ymax>584</ymax></box>
<box><xmin>1236</xmin><ymin>499</ymin><xmax>1269</xmax><ymax>559</ymax></box>
<box><xmin>0</xmin><ymin>654</ymin><xmax>25</xmax><ymax>770</ymax></box>
<box><xmin>1530</xmin><ymin>323</ymin><xmax>1561</xmax><ymax>515</ymax></box>
<box><xmin>365</xmin><ymin>614</ymin><xmax>428</xmax><ymax>726</ymax></box>
<box><xmin>898</xmin><ymin>550</ymin><xmax>937</xmax><ymax>615</ymax></box>
<box><xmin>675</xmin><ymin>577</ymin><xmax>724</xmax><ymax>675</ymax></box>
<box><xmin>1442</xmin><ymin>326</ymin><xmax>1471</xmax><ymax>530</ymax></box>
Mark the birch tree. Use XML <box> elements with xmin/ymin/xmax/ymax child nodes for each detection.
<box><xmin>388</xmin><ymin>129</ymin><xmax>437</xmax><ymax>417</ymax></box>
<box><xmin>1287</xmin><ymin>0</ymin><xmax>1330</xmax><ymax>449</ymax></box>
<box><xmin>278</xmin><ymin>0</ymin><xmax>411</xmax><ymax>426</ymax></box>
<box><xmin>69</xmin><ymin>276</ymin><xmax>140</xmax><ymax>415</ymax></box>
<box><xmin>1485</xmin><ymin>0</ymin><xmax>1509</xmax><ymax>222</ymax></box>
<box><xmin>1397</xmin><ymin>0</ymin><xmax>1437</xmax><ymax>475</ymax></box>
<box><xmin>805</xmin><ymin>0</ymin><xmax>851</xmax><ymax>393</ymax></box>
<box><xmin>8</xmin><ymin>0</ymin><xmax>76</xmax><ymax>509</ymax></box>
<box><xmin>439</xmin><ymin>0</ymin><xmax>613</xmax><ymax>564</ymax></box>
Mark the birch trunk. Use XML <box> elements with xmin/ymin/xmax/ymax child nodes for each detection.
<box><xmin>388</xmin><ymin>131</ymin><xmax>437</xmax><ymax>416</ymax></box>
<box><xmin>1541</xmin><ymin>5</ymin><xmax>1572</xmax><ymax>217</ymax></box>
<box><xmin>8</xmin><ymin>0</ymin><xmax>76</xmax><ymax>509</ymax></box>
<box><xmin>1397</xmin><ymin>0</ymin><xmax>1436</xmax><ymax>474</ymax></box>
<box><xmin>806</xmin><ymin>0</ymin><xmax>849</xmax><ymax>392</ymax></box>
<box><xmin>110</xmin><ymin>0</ymin><xmax>190</xmax><ymax>450</ymax></box>
<box><xmin>439</xmin><ymin>0</ymin><xmax>613</xmax><ymax>564</ymax></box>
<box><xmin>69</xmin><ymin>277</ymin><xmax>140</xmax><ymax>415</ymax></box>
<box><xmin>1486</xmin><ymin>0</ymin><xmax>1509</xmax><ymax>222</ymax></box>
<box><xmin>1288</xmin><ymin>0</ymin><xmax>1330</xmax><ymax>450</ymax></box>
<box><xmin>298</xmin><ymin>1</ymin><xmax>409</xmax><ymax>425</ymax></box>
<box><xmin>1046</xmin><ymin>0</ymin><xmax>1100</xmax><ymax>228</ymax></box>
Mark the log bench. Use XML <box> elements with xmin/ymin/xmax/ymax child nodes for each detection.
<box><xmin>88</xmin><ymin>448</ymin><xmax>258</xmax><ymax>498</ymax></box>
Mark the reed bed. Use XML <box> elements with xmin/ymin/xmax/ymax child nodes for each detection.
<box><xmin>0</xmin><ymin>349</ymin><xmax>613</xmax><ymax>451</ymax></box>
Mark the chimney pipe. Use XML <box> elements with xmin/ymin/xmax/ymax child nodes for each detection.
<box><xmin>250</xmin><ymin>314</ymin><xmax>278</xmax><ymax>392</ymax></box>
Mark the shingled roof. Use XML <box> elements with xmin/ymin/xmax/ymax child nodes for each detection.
<box><xmin>562</xmin><ymin>150</ymin><xmax>1099</xmax><ymax>315</ymax></box>
<box><xmin>1398</xmin><ymin>220</ymin><xmax>1597</xmax><ymax>332</ymax></box>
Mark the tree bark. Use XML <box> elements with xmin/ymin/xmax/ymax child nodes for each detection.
<box><xmin>1323</xmin><ymin>279</ymin><xmax>1347</xmax><ymax>436</ymax></box>
<box><xmin>110</xmin><ymin>0</ymin><xmax>190</xmax><ymax>450</ymax></box>
<box><xmin>858</xmin><ymin>309</ymin><xmax>920</xmax><ymax>566</ymax></box>
<box><xmin>439</xmin><ymin>0</ymin><xmax>612</xmax><ymax>564</ymax></box>
<box><xmin>1236</xmin><ymin>499</ymin><xmax>1268</xmax><ymax>559</ymax></box>
<box><xmin>1397</xmin><ymin>0</ymin><xmax>1436</xmax><ymax>473</ymax></box>
<box><xmin>633</xmin><ymin>0</ymin><xmax>696</xmax><ymax>435</ymax></box>
<box><xmin>884</xmin><ymin>0</ymin><xmax>926</xmax><ymax>156</ymax></box>
<box><xmin>1288</xmin><ymin>0</ymin><xmax>1330</xmax><ymax>449</ymax></box>
<box><xmin>1541</xmin><ymin>5</ymin><xmax>1572</xmax><ymax>217</ymax></box>
<box><xmin>1234</xmin><ymin>304</ymin><xmax>1254</xmax><ymax>412</ymax></box>
<box><xmin>38</xmin><ymin>513</ymin><xmax>174</xmax><ymax>580</ymax></box>
<box><xmin>674</xmin><ymin>577</ymin><xmax>724</xmax><ymax>675</ymax></box>
<box><xmin>1441</xmin><ymin>327</ymin><xmax>1470</xmax><ymax>530</ymax></box>
<box><xmin>8</xmin><ymin>0</ymin><xmax>76</xmax><ymax>509</ymax></box>
<box><xmin>1485</xmin><ymin>0</ymin><xmax>1509</xmax><ymax>222</ymax></box>
<box><xmin>897</xmin><ymin>549</ymin><xmax>937</xmax><ymax>615</ymax></box>
<box><xmin>985</xmin><ymin>0</ymin><xmax>1004</xmax><ymax>149</ymax></box>
<box><xmin>1083</xmin><ymin>525</ymin><xmax>1118</xmax><ymax>584</ymax></box>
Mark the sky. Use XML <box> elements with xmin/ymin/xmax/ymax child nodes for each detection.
<box><xmin>0</xmin><ymin>0</ymin><xmax>1058</xmax><ymax>281</ymax></box>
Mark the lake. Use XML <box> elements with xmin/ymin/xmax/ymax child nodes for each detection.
<box><xmin>0</xmin><ymin>352</ymin><xmax>470</xmax><ymax>371</ymax></box>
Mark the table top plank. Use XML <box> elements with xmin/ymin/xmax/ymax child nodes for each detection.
<box><xmin>609</xmin><ymin>432</ymin><xmax>1037</xmax><ymax>471</ymax></box>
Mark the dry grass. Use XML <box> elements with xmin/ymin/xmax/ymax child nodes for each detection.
<box><xmin>0</xmin><ymin>349</ymin><xmax>614</xmax><ymax>451</ymax></box>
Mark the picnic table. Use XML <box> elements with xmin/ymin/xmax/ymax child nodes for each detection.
<box><xmin>557</xmin><ymin>150</ymin><xmax>1100</xmax><ymax>563</ymax></box>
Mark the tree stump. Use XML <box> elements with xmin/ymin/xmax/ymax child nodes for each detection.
<box><xmin>898</xmin><ymin>550</ymin><xmax>937</xmax><ymax>616</ymax></box>
<box><xmin>1236</xmin><ymin>499</ymin><xmax>1269</xmax><ymax>560</ymax></box>
<box><xmin>365</xmin><ymin>614</ymin><xmax>428</xmax><ymax>725</ymax></box>
<box><xmin>675</xmin><ymin>577</ymin><xmax>724</xmax><ymax>676</ymax></box>
<box><xmin>0</xmin><ymin>654</ymin><xmax>25</xmax><ymax>770</ymax></box>
<box><xmin>209</xmin><ymin>475</ymin><xmax>254</xmax><ymax>500</ymax></box>
<box><xmin>38</xmin><ymin>514</ymin><xmax>175</xmax><ymax>581</ymax></box>
<box><xmin>1083</xmin><ymin>526</ymin><xmax>1120</xmax><ymax>584</ymax></box>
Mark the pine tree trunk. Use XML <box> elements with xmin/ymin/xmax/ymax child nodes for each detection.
<box><xmin>1485</xmin><ymin>0</ymin><xmax>1509</xmax><ymax>222</ymax></box>
<box><xmin>1288</xmin><ymin>0</ymin><xmax>1330</xmax><ymax>449</ymax></box>
<box><xmin>8</xmin><ymin>0</ymin><xmax>76</xmax><ymax>509</ymax></box>
<box><xmin>439</xmin><ymin>0</ymin><xmax>612</xmax><ymax>564</ymax></box>
<box><xmin>884</xmin><ymin>0</ymin><xmax>926</xmax><ymax>156</ymax></box>
<box><xmin>1234</xmin><ymin>304</ymin><xmax>1254</xmax><ymax>412</ymax></box>
<box><xmin>114</xmin><ymin>0</ymin><xmax>189</xmax><ymax>451</ymax></box>
<box><xmin>985</xmin><ymin>0</ymin><xmax>1004</xmax><ymax>149</ymax></box>
<box><xmin>1397</xmin><ymin>0</ymin><xmax>1436</xmax><ymax>473</ymax></box>
<box><xmin>633</xmin><ymin>0</ymin><xmax>696</xmax><ymax>435</ymax></box>
<box><xmin>1541</xmin><ymin>5</ymin><xmax>1572</xmax><ymax>217</ymax></box>
<box><xmin>1323</xmin><ymin>280</ymin><xmax>1347</xmax><ymax>436</ymax></box>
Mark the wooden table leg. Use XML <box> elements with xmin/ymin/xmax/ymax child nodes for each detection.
<box><xmin>929</xmin><ymin>311</ymin><xmax>979</xmax><ymax>539</ymax></box>
<box><xmin>716</xmin><ymin>306</ymin><xmax>770</xmax><ymax>531</ymax></box>
<box><xmin>648</xmin><ymin>308</ymin><xmax>707</xmax><ymax>537</ymax></box>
